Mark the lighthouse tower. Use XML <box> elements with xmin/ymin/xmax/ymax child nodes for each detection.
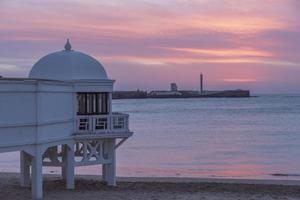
<box><xmin>200</xmin><ymin>73</ymin><xmax>204</xmax><ymax>94</ymax></box>
<box><xmin>0</xmin><ymin>40</ymin><xmax>132</xmax><ymax>199</ymax></box>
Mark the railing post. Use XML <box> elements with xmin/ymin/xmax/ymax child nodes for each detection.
<box><xmin>90</xmin><ymin>116</ymin><xmax>94</xmax><ymax>133</ymax></box>
<box><xmin>75</xmin><ymin>118</ymin><xmax>78</xmax><ymax>133</ymax></box>
<box><xmin>109</xmin><ymin>92</ymin><xmax>113</xmax><ymax>133</ymax></box>
<box><xmin>126</xmin><ymin>115</ymin><xmax>129</xmax><ymax>131</ymax></box>
<box><xmin>110</xmin><ymin>114</ymin><xmax>113</xmax><ymax>132</ymax></box>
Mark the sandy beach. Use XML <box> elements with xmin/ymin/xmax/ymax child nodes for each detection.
<box><xmin>0</xmin><ymin>173</ymin><xmax>300</xmax><ymax>200</ymax></box>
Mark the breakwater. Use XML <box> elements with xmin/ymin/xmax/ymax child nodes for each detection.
<box><xmin>113</xmin><ymin>90</ymin><xmax>250</xmax><ymax>99</ymax></box>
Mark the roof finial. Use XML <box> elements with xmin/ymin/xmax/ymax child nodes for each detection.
<box><xmin>64</xmin><ymin>39</ymin><xmax>72</xmax><ymax>51</ymax></box>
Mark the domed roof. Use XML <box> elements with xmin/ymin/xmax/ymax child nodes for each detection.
<box><xmin>29</xmin><ymin>39</ymin><xmax>108</xmax><ymax>81</ymax></box>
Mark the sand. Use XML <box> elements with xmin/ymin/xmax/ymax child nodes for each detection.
<box><xmin>1</xmin><ymin>173</ymin><xmax>300</xmax><ymax>200</ymax></box>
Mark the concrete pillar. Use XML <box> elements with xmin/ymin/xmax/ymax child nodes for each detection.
<box><xmin>65</xmin><ymin>144</ymin><xmax>75</xmax><ymax>189</ymax></box>
<box><xmin>106</xmin><ymin>139</ymin><xmax>116</xmax><ymax>186</ymax></box>
<box><xmin>102</xmin><ymin>141</ymin><xmax>108</xmax><ymax>182</ymax></box>
<box><xmin>20</xmin><ymin>151</ymin><xmax>31</xmax><ymax>187</ymax></box>
<box><xmin>31</xmin><ymin>148</ymin><xmax>43</xmax><ymax>200</ymax></box>
<box><xmin>61</xmin><ymin>144</ymin><xmax>75</xmax><ymax>189</ymax></box>
<box><xmin>61</xmin><ymin>145</ymin><xmax>67</xmax><ymax>180</ymax></box>
<box><xmin>102</xmin><ymin>164</ymin><xmax>107</xmax><ymax>182</ymax></box>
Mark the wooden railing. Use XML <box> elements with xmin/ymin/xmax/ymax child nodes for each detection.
<box><xmin>76</xmin><ymin>112</ymin><xmax>129</xmax><ymax>134</ymax></box>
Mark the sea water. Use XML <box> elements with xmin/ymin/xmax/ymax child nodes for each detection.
<box><xmin>1</xmin><ymin>95</ymin><xmax>300</xmax><ymax>180</ymax></box>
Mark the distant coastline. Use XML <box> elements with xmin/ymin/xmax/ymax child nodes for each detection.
<box><xmin>113</xmin><ymin>77</ymin><xmax>251</xmax><ymax>99</ymax></box>
<box><xmin>112</xmin><ymin>89</ymin><xmax>250</xmax><ymax>99</ymax></box>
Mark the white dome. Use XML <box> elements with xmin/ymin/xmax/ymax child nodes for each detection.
<box><xmin>29</xmin><ymin>40</ymin><xmax>108</xmax><ymax>81</ymax></box>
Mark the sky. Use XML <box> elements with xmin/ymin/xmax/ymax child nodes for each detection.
<box><xmin>0</xmin><ymin>0</ymin><xmax>300</xmax><ymax>93</ymax></box>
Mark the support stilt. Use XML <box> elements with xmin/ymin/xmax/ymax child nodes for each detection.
<box><xmin>102</xmin><ymin>141</ymin><xmax>109</xmax><ymax>183</ymax></box>
<box><xmin>20</xmin><ymin>151</ymin><xmax>31</xmax><ymax>187</ymax></box>
<box><xmin>65</xmin><ymin>144</ymin><xmax>75</xmax><ymax>189</ymax></box>
<box><xmin>31</xmin><ymin>147</ymin><xmax>43</xmax><ymax>200</ymax></box>
<box><xmin>61</xmin><ymin>145</ymin><xmax>67</xmax><ymax>180</ymax></box>
<box><xmin>106</xmin><ymin>139</ymin><xmax>116</xmax><ymax>186</ymax></box>
<box><xmin>102</xmin><ymin>164</ymin><xmax>107</xmax><ymax>182</ymax></box>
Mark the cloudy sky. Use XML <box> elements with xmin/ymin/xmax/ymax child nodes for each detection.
<box><xmin>0</xmin><ymin>0</ymin><xmax>299</xmax><ymax>93</ymax></box>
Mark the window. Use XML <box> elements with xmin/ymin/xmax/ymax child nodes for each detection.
<box><xmin>77</xmin><ymin>93</ymin><xmax>109</xmax><ymax>115</ymax></box>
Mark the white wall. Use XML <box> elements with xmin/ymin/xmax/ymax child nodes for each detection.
<box><xmin>36</xmin><ymin>83</ymin><xmax>74</xmax><ymax>141</ymax></box>
<box><xmin>0</xmin><ymin>78</ymin><xmax>115</xmax><ymax>149</ymax></box>
<box><xmin>0</xmin><ymin>127</ymin><xmax>36</xmax><ymax>147</ymax></box>
<box><xmin>0</xmin><ymin>92</ymin><xmax>36</xmax><ymax>125</ymax></box>
<box><xmin>0</xmin><ymin>80</ymin><xmax>74</xmax><ymax>148</ymax></box>
<box><xmin>0</xmin><ymin>80</ymin><xmax>37</xmax><ymax>147</ymax></box>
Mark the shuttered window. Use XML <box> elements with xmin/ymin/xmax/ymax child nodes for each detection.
<box><xmin>77</xmin><ymin>92</ymin><xmax>109</xmax><ymax>115</ymax></box>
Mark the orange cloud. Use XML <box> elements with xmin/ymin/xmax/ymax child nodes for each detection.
<box><xmin>171</xmin><ymin>15</ymin><xmax>291</xmax><ymax>34</ymax></box>
<box><xmin>158</xmin><ymin>47</ymin><xmax>273</xmax><ymax>57</ymax></box>
<box><xmin>100</xmin><ymin>55</ymin><xmax>299</xmax><ymax>67</ymax></box>
<box><xmin>223</xmin><ymin>78</ymin><xmax>257</xmax><ymax>83</ymax></box>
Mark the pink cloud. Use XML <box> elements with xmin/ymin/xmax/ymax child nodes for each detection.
<box><xmin>0</xmin><ymin>0</ymin><xmax>299</xmax><ymax>93</ymax></box>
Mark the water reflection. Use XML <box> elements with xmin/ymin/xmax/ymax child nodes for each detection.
<box><xmin>1</xmin><ymin>95</ymin><xmax>300</xmax><ymax>180</ymax></box>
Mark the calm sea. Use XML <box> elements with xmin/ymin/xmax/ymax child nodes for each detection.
<box><xmin>1</xmin><ymin>95</ymin><xmax>300</xmax><ymax>180</ymax></box>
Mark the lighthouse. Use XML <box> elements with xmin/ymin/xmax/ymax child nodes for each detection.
<box><xmin>200</xmin><ymin>73</ymin><xmax>204</xmax><ymax>94</ymax></box>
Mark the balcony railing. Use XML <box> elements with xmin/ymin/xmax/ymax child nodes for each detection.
<box><xmin>76</xmin><ymin>112</ymin><xmax>129</xmax><ymax>134</ymax></box>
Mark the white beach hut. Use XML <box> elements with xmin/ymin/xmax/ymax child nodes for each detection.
<box><xmin>0</xmin><ymin>40</ymin><xmax>133</xmax><ymax>199</ymax></box>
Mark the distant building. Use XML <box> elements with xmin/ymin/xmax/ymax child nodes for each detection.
<box><xmin>170</xmin><ymin>83</ymin><xmax>178</xmax><ymax>92</ymax></box>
